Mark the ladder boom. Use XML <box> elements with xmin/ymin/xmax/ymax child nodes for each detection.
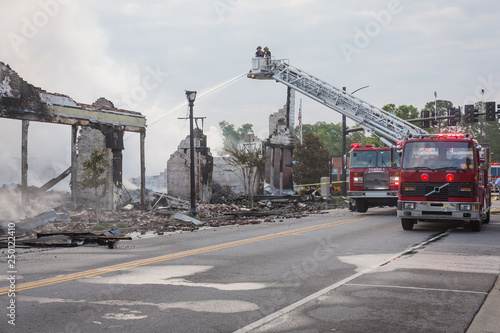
<box><xmin>248</xmin><ymin>58</ymin><xmax>427</xmax><ymax>144</ymax></box>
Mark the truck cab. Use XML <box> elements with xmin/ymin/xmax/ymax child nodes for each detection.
<box><xmin>348</xmin><ymin>144</ymin><xmax>400</xmax><ymax>213</ymax></box>
<box><xmin>397</xmin><ymin>133</ymin><xmax>491</xmax><ymax>231</ymax></box>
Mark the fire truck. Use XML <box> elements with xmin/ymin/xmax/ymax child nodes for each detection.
<box><xmin>247</xmin><ymin>57</ymin><xmax>427</xmax><ymax>214</ymax></box>
<box><xmin>348</xmin><ymin>144</ymin><xmax>400</xmax><ymax>212</ymax></box>
<box><xmin>491</xmin><ymin>163</ymin><xmax>500</xmax><ymax>190</ymax></box>
<box><xmin>397</xmin><ymin>133</ymin><xmax>491</xmax><ymax>231</ymax></box>
<box><xmin>247</xmin><ymin>57</ymin><xmax>426</xmax><ymax>200</ymax></box>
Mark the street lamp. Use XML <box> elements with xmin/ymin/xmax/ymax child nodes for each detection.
<box><xmin>341</xmin><ymin>85</ymin><xmax>369</xmax><ymax>196</ymax></box>
<box><xmin>186</xmin><ymin>90</ymin><xmax>197</xmax><ymax>216</ymax></box>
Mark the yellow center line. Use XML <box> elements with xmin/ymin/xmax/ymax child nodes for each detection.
<box><xmin>0</xmin><ymin>216</ymin><xmax>368</xmax><ymax>295</ymax></box>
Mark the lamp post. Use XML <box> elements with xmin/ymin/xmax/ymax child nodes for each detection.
<box><xmin>186</xmin><ymin>90</ymin><xmax>197</xmax><ymax>216</ymax></box>
<box><xmin>341</xmin><ymin>85</ymin><xmax>369</xmax><ymax>196</ymax></box>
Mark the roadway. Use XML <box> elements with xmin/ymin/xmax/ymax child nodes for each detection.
<box><xmin>1</xmin><ymin>206</ymin><xmax>499</xmax><ymax>332</ymax></box>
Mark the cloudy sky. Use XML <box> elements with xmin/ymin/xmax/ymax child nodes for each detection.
<box><xmin>1</xmin><ymin>0</ymin><xmax>499</xmax><ymax>188</ymax></box>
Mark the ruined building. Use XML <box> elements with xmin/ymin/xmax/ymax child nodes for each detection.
<box><xmin>166</xmin><ymin>89</ymin><xmax>296</xmax><ymax>200</ymax></box>
<box><xmin>167</xmin><ymin>128</ymin><xmax>213</xmax><ymax>202</ymax></box>
<box><xmin>263</xmin><ymin>88</ymin><xmax>295</xmax><ymax>194</ymax></box>
<box><xmin>212</xmin><ymin>134</ymin><xmax>262</xmax><ymax>197</ymax></box>
<box><xmin>0</xmin><ymin>61</ymin><xmax>147</xmax><ymax>217</ymax></box>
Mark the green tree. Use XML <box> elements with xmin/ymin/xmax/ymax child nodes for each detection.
<box><xmin>219</xmin><ymin>120</ymin><xmax>240</xmax><ymax>143</ymax></box>
<box><xmin>79</xmin><ymin>149</ymin><xmax>109</xmax><ymax>224</ymax></box>
<box><xmin>467</xmin><ymin>102</ymin><xmax>500</xmax><ymax>161</ymax></box>
<box><xmin>296</xmin><ymin>121</ymin><xmax>345</xmax><ymax>155</ymax></box>
<box><xmin>293</xmin><ymin>132</ymin><xmax>330</xmax><ymax>185</ymax></box>
<box><xmin>223</xmin><ymin>143</ymin><xmax>267</xmax><ymax>208</ymax></box>
<box><xmin>238</xmin><ymin>123</ymin><xmax>254</xmax><ymax>138</ymax></box>
<box><xmin>396</xmin><ymin>104</ymin><xmax>419</xmax><ymax>120</ymax></box>
<box><xmin>219</xmin><ymin>121</ymin><xmax>257</xmax><ymax>151</ymax></box>
<box><xmin>423</xmin><ymin>99</ymin><xmax>454</xmax><ymax>133</ymax></box>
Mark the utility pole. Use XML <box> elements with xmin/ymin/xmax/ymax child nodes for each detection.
<box><xmin>341</xmin><ymin>85</ymin><xmax>369</xmax><ymax>196</ymax></box>
<box><xmin>341</xmin><ymin>88</ymin><xmax>347</xmax><ymax>196</ymax></box>
<box><xmin>185</xmin><ymin>90</ymin><xmax>198</xmax><ymax>216</ymax></box>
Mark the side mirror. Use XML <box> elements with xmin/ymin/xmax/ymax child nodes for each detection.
<box><xmin>479</xmin><ymin>149</ymin><xmax>486</xmax><ymax>163</ymax></box>
<box><xmin>390</xmin><ymin>147</ymin><xmax>397</xmax><ymax>168</ymax></box>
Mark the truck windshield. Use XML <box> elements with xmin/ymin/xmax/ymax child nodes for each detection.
<box><xmin>350</xmin><ymin>151</ymin><xmax>377</xmax><ymax>168</ymax></box>
<box><xmin>378</xmin><ymin>150</ymin><xmax>401</xmax><ymax>168</ymax></box>
<box><xmin>401</xmin><ymin>141</ymin><xmax>475</xmax><ymax>170</ymax></box>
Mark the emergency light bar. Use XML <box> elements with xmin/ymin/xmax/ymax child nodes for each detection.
<box><xmin>407</xmin><ymin>133</ymin><xmax>472</xmax><ymax>140</ymax></box>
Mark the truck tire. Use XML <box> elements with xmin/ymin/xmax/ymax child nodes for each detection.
<box><xmin>356</xmin><ymin>199</ymin><xmax>368</xmax><ymax>213</ymax></box>
<box><xmin>483</xmin><ymin>197</ymin><xmax>490</xmax><ymax>224</ymax></box>
<box><xmin>470</xmin><ymin>220</ymin><xmax>482</xmax><ymax>232</ymax></box>
<box><xmin>401</xmin><ymin>219</ymin><xmax>415</xmax><ymax>230</ymax></box>
<box><xmin>483</xmin><ymin>210</ymin><xmax>490</xmax><ymax>224</ymax></box>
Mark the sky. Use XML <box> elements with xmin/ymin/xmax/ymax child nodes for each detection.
<box><xmin>1</xmin><ymin>0</ymin><xmax>500</xmax><ymax>190</ymax></box>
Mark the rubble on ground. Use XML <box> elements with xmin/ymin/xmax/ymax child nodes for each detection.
<box><xmin>0</xmin><ymin>187</ymin><xmax>349</xmax><ymax>249</ymax></box>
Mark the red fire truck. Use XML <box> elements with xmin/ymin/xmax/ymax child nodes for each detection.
<box><xmin>348</xmin><ymin>144</ymin><xmax>400</xmax><ymax>213</ymax></box>
<box><xmin>397</xmin><ymin>133</ymin><xmax>491</xmax><ymax>231</ymax></box>
<box><xmin>491</xmin><ymin>163</ymin><xmax>500</xmax><ymax>190</ymax></box>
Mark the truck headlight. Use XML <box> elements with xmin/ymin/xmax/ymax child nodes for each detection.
<box><xmin>403</xmin><ymin>202</ymin><xmax>415</xmax><ymax>210</ymax></box>
<box><xmin>353</xmin><ymin>177</ymin><xmax>363</xmax><ymax>186</ymax></box>
<box><xmin>459</xmin><ymin>203</ymin><xmax>472</xmax><ymax>211</ymax></box>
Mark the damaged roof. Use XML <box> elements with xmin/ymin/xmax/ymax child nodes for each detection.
<box><xmin>0</xmin><ymin>61</ymin><xmax>146</xmax><ymax>132</ymax></box>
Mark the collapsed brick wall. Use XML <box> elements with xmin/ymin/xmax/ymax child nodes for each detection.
<box><xmin>265</xmin><ymin>101</ymin><xmax>294</xmax><ymax>192</ymax></box>
<box><xmin>166</xmin><ymin>129</ymin><xmax>213</xmax><ymax>202</ymax></box>
<box><xmin>212</xmin><ymin>157</ymin><xmax>245</xmax><ymax>195</ymax></box>
<box><xmin>76</xmin><ymin>127</ymin><xmax>117</xmax><ymax>210</ymax></box>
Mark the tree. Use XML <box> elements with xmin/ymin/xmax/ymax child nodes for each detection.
<box><xmin>219</xmin><ymin>121</ymin><xmax>257</xmax><ymax>151</ymax></box>
<box><xmin>293</xmin><ymin>132</ymin><xmax>330</xmax><ymax>185</ymax></box>
<box><xmin>223</xmin><ymin>143</ymin><xmax>267</xmax><ymax>208</ymax></box>
<box><xmin>467</xmin><ymin>101</ymin><xmax>500</xmax><ymax>161</ymax></box>
<box><xmin>423</xmin><ymin>99</ymin><xmax>454</xmax><ymax>133</ymax></box>
<box><xmin>79</xmin><ymin>149</ymin><xmax>109</xmax><ymax>224</ymax></box>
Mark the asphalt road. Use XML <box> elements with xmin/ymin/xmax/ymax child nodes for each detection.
<box><xmin>1</xmin><ymin>207</ymin><xmax>499</xmax><ymax>332</ymax></box>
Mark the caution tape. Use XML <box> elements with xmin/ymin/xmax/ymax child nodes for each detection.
<box><xmin>294</xmin><ymin>180</ymin><xmax>348</xmax><ymax>187</ymax></box>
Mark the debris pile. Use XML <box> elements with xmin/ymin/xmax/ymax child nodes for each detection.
<box><xmin>0</xmin><ymin>188</ymin><xmax>348</xmax><ymax>249</ymax></box>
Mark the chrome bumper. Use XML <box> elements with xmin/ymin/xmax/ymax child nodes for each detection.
<box><xmin>348</xmin><ymin>190</ymin><xmax>398</xmax><ymax>198</ymax></box>
<box><xmin>397</xmin><ymin>201</ymin><xmax>480</xmax><ymax>221</ymax></box>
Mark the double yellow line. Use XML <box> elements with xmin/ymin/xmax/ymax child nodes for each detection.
<box><xmin>0</xmin><ymin>216</ymin><xmax>368</xmax><ymax>295</ymax></box>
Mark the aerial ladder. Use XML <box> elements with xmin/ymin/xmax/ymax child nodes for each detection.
<box><xmin>248</xmin><ymin>57</ymin><xmax>428</xmax><ymax>145</ymax></box>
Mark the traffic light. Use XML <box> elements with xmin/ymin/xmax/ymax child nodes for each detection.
<box><xmin>454</xmin><ymin>107</ymin><xmax>462</xmax><ymax>124</ymax></box>
<box><xmin>464</xmin><ymin>105</ymin><xmax>475</xmax><ymax>123</ymax></box>
<box><xmin>498</xmin><ymin>103</ymin><xmax>500</xmax><ymax>119</ymax></box>
<box><xmin>431</xmin><ymin>111</ymin><xmax>438</xmax><ymax>126</ymax></box>
<box><xmin>448</xmin><ymin>108</ymin><xmax>457</xmax><ymax>126</ymax></box>
<box><xmin>486</xmin><ymin>101</ymin><xmax>496</xmax><ymax>121</ymax></box>
<box><xmin>421</xmin><ymin>110</ymin><xmax>430</xmax><ymax>128</ymax></box>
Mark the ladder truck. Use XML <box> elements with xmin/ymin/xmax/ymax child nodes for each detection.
<box><xmin>397</xmin><ymin>133</ymin><xmax>491</xmax><ymax>231</ymax></box>
<box><xmin>248</xmin><ymin>57</ymin><xmax>427</xmax><ymax>211</ymax></box>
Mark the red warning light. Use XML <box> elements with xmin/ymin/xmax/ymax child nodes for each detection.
<box><xmin>446</xmin><ymin>174</ymin><xmax>454</xmax><ymax>181</ymax></box>
<box><xmin>421</xmin><ymin>173</ymin><xmax>429</xmax><ymax>181</ymax></box>
<box><xmin>351</xmin><ymin>143</ymin><xmax>360</xmax><ymax>148</ymax></box>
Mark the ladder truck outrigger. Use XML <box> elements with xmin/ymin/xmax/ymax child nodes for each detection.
<box><xmin>248</xmin><ymin>57</ymin><xmax>427</xmax><ymax>213</ymax></box>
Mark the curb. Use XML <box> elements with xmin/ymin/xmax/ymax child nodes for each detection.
<box><xmin>466</xmin><ymin>275</ymin><xmax>500</xmax><ymax>333</ymax></box>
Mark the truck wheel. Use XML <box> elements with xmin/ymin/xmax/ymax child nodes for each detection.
<box><xmin>401</xmin><ymin>219</ymin><xmax>415</xmax><ymax>230</ymax></box>
<box><xmin>483</xmin><ymin>210</ymin><xmax>490</xmax><ymax>224</ymax></box>
<box><xmin>483</xmin><ymin>198</ymin><xmax>490</xmax><ymax>224</ymax></box>
<box><xmin>356</xmin><ymin>199</ymin><xmax>368</xmax><ymax>213</ymax></box>
<box><xmin>470</xmin><ymin>220</ymin><xmax>482</xmax><ymax>232</ymax></box>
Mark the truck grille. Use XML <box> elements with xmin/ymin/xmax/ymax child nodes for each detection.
<box><xmin>402</xmin><ymin>182</ymin><xmax>473</xmax><ymax>198</ymax></box>
<box><xmin>365</xmin><ymin>172</ymin><xmax>389</xmax><ymax>190</ymax></box>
